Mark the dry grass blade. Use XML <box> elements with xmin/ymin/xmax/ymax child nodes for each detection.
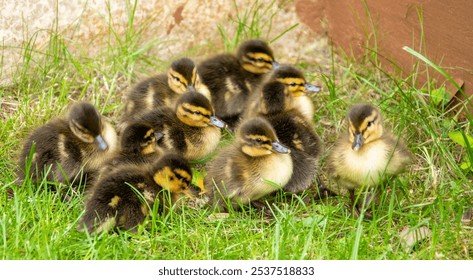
<box><xmin>399</xmin><ymin>226</ymin><xmax>432</xmax><ymax>253</ymax></box>
<box><xmin>462</xmin><ymin>207</ymin><xmax>472</xmax><ymax>226</ymax></box>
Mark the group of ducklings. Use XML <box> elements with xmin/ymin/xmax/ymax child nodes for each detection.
<box><xmin>16</xmin><ymin>39</ymin><xmax>413</xmax><ymax>234</ymax></box>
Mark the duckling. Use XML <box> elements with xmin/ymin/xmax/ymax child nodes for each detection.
<box><xmin>245</xmin><ymin>64</ymin><xmax>321</xmax><ymax>122</ymax></box>
<box><xmin>123</xmin><ymin>57</ymin><xmax>209</xmax><ymax>119</ymax></box>
<box><xmin>204</xmin><ymin>117</ymin><xmax>293</xmax><ymax>211</ymax></box>
<box><xmin>17</xmin><ymin>102</ymin><xmax>118</xmax><ymax>186</ymax></box>
<box><xmin>257</xmin><ymin>81</ymin><xmax>323</xmax><ymax>194</ymax></box>
<box><xmin>78</xmin><ymin>153</ymin><xmax>197</xmax><ymax>234</ymax></box>
<box><xmin>126</xmin><ymin>91</ymin><xmax>227</xmax><ymax>161</ymax></box>
<box><xmin>198</xmin><ymin>39</ymin><xmax>278</xmax><ymax>128</ymax></box>
<box><xmin>99</xmin><ymin>122</ymin><xmax>164</xmax><ymax>176</ymax></box>
<box><xmin>327</xmin><ymin>103</ymin><xmax>412</xmax><ymax>210</ymax></box>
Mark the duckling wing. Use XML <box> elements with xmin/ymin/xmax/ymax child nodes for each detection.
<box><xmin>265</xmin><ymin>112</ymin><xmax>323</xmax><ymax>193</ymax></box>
<box><xmin>165</xmin><ymin>124</ymin><xmax>187</xmax><ymax>154</ymax></box>
<box><xmin>81</xmin><ymin>169</ymin><xmax>152</xmax><ymax>233</ymax></box>
<box><xmin>198</xmin><ymin>54</ymin><xmax>238</xmax><ymax>95</ymax></box>
<box><xmin>125</xmin><ymin>75</ymin><xmax>171</xmax><ymax>116</ymax></box>
<box><xmin>128</xmin><ymin>107</ymin><xmax>174</xmax><ymax>131</ymax></box>
<box><xmin>19</xmin><ymin>120</ymin><xmax>84</xmax><ymax>185</ymax></box>
<box><xmin>383</xmin><ymin>134</ymin><xmax>413</xmax><ymax>176</ymax></box>
<box><xmin>204</xmin><ymin>146</ymin><xmax>244</xmax><ymax>209</ymax></box>
<box><xmin>198</xmin><ymin>55</ymin><xmax>250</xmax><ymax>125</ymax></box>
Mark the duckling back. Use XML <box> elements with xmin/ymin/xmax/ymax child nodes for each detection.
<box><xmin>198</xmin><ymin>39</ymin><xmax>277</xmax><ymax>128</ymax></box>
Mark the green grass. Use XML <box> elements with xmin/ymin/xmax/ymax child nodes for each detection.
<box><xmin>1</xmin><ymin>1</ymin><xmax>472</xmax><ymax>260</ymax></box>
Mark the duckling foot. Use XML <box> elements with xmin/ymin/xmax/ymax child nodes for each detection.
<box><xmin>6</xmin><ymin>187</ymin><xmax>14</xmax><ymax>199</ymax></box>
<box><xmin>313</xmin><ymin>176</ymin><xmax>337</xmax><ymax>200</ymax></box>
<box><xmin>350</xmin><ymin>190</ymin><xmax>376</xmax><ymax>220</ymax></box>
<box><xmin>250</xmin><ymin>200</ymin><xmax>275</xmax><ymax>219</ymax></box>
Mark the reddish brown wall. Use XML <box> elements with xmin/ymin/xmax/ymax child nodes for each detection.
<box><xmin>296</xmin><ymin>0</ymin><xmax>473</xmax><ymax>104</ymax></box>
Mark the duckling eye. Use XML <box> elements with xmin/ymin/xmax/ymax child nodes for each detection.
<box><xmin>255</xmin><ymin>138</ymin><xmax>262</xmax><ymax>143</ymax></box>
<box><xmin>367</xmin><ymin>120</ymin><xmax>375</xmax><ymax>127</ymax></box>
<box><xmin>174</xmin><ymin>76</ymin><xmax>181</xmax><ymax>82</ymax></box>
<box><xmin>193</xmin><ymin>110</ymin><xmax>201</xmax><ymax>115</ymax></box>
<box><xmin>289</xmin><ymin>82</ymin><xmax>296</xmax><ymax>87</ymax></box>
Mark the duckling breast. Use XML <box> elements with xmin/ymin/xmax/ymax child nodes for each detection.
<box><xmin>338</xmin><ymin>140</ymin><xmax>392</xmax><ymax>187</ymax></box>
<box><xmin>184</xmin><ymin>126</ymin><xmax>221</xmax><ymax>160</ymax></box>
<box><xmin>241</xmin><ymin>152</ymin><xmax>293</xmax><ymax>201</ymax></box>
<box><xmin>293</xmin><ymin>95</ymin><xmax>314</xmax><ymax>121</ymax></box>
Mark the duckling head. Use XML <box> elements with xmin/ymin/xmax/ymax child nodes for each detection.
<box><xmin>238</xmin><ymin>117</ymin><xmax>290</xmax><ymax>156</ymax></box>
<box><xmin>167</xmin><ymin>57</ymin><xmax>199</xmax><ymax>94</ymax></box>
<box><xmin>347</xmin><ymin>103</ymin><xmax>384</xmax><ymax>151</ymax></box>
<box><xmin>152</xmin><ymin>154</ymin><xmax>199</xmax><ymax>196</ymax></box>
<box><xmin>269</xmin><ymin>64</ymin><xmax>321</xmax><ymax>97</ymax></box>
<box><xmin>121</xmin><ymin>122</ymin><xmax>163</xmax><ymax>156</ymax></box>
<box><xmin>175</xmin><ymin>92</ymin><xmax>227</xmax><ymax>128</ymax></box>
<box><xmin>260</xmin><ymin>80</ymin><xmax>294</xmax><ymax>115</ymax></box>
<box><xmin>68</xmin><ymin>102</ymin><xmax>109</xmax><ymax>151</ymax></box>
<box><xmin>237</xmin><ymin>39</ymin><xmax>278</xmax><ymax>74</ymax></box>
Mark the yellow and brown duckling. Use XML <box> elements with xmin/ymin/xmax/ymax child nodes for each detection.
<box><xmin>78</xmin><ymin>153</ymin><xmax>198</xmax><ymax>234</ymax></box>
<box><xmin>126</xmin><ymin>91</ymin><xmax>227</xmax><ymax>161</ymax></box>
<box><xmin>123</xmin><ymin>57</ymin><xmax>209</xmax><ymax>119</ymax></box>
<box><xmin>204</xmin><ymin>117</ymin><xmax>293</xmax><ymax>211</ymax></box>
<box><xmin>98</xmin><ymin>122</ymin><xmax>164</xmax><ymax>177</ymax></box>
<box><xmin>245</xmin><ymin>64</ymin><xmax>321</xmax><ymax>121</ymax></box>
<box><xmin>257</xmin><ymin>81</ymin><xmax>323</xmax><ymax>194</ymax></box>
<box><xmin>17</xmin><ymin>101</ymin><xmax>117</xmax><ymax>186</ymax></box>
<box><xmin>198</xmin><ymin>39</ymin><xmax>278</xmax><ymax>128</ymax></box>
<box><xmin>327</xmin><ymin>103</ymin><xmax>412</xmax><ymax>211</ymax></box>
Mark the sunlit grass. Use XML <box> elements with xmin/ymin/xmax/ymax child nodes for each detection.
<box><xmin>1</xmin><ymin>1</ymin><xmax>472</xmax><ymax>260</ymax></box>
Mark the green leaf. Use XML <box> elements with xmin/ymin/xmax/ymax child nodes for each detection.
<box><xmin>460</xmin><ymin>161</ymin><xmax>472</xmax><ymax>170</ymax></box>
<box><xmin>430</xmin><ymin>86</ymin><xmax>450</xmax><ymax>106</ymax></box>
<box><xmin>448</xmin><ymin>131</ymin><xmax>473</xmax><ymax>148</ymax></box>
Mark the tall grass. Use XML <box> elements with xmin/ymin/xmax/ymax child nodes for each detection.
<box><xmin>1</xmin><ymin>0</ymin><xmax>472</xmax><ymax>260</ymax></box>
<box><xmin>217</xmin><ymin>0</ymin><xmax>298</xmax><ymax>51</ymax></box>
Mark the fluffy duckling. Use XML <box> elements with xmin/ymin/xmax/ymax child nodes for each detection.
<box><xmin>198</xmin><ymin>39</ymin><xmax>278</xmax><ymax>127</ymax></box>
<box><xmin>204</xmin><ymin>117</ymin><xmax>293</xmax><ymax>211</ymax></box>
<box><xmin>258</xmin><ymin>81</ymin><xmax>323</xmax><ymax>194</ymax></box>
<box><xmin>17</xmin><ymin>101</ymin><xmax>117</xmax><ymax>186</ymax></box>
<box><xmin>79</xmin><ymin>153</ymin><xmax>197</xmax><ymax>234</ymax></box>
<box><xmin>99</xmin><ymin>122</ymin><xmax>164</xmax><ymax>176</ymax></box>
<box><xmin>245</xmin><ymin>64</ymin><xmax>321</xmax><ymax>121</ymax></box>
<box><xmin>327</xmin><ymin>103</ymin><xmax>412</xmax><ymax>209</ymax></box>
<box><xmin>126</xmin><ymin>91</ymin><xmax>227</xmax><ymax>161</ymax></box>
<box><xmin>123</xmin><ymin>57</ymin><xmax>209</xmax><ymax>119</ymax></box>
